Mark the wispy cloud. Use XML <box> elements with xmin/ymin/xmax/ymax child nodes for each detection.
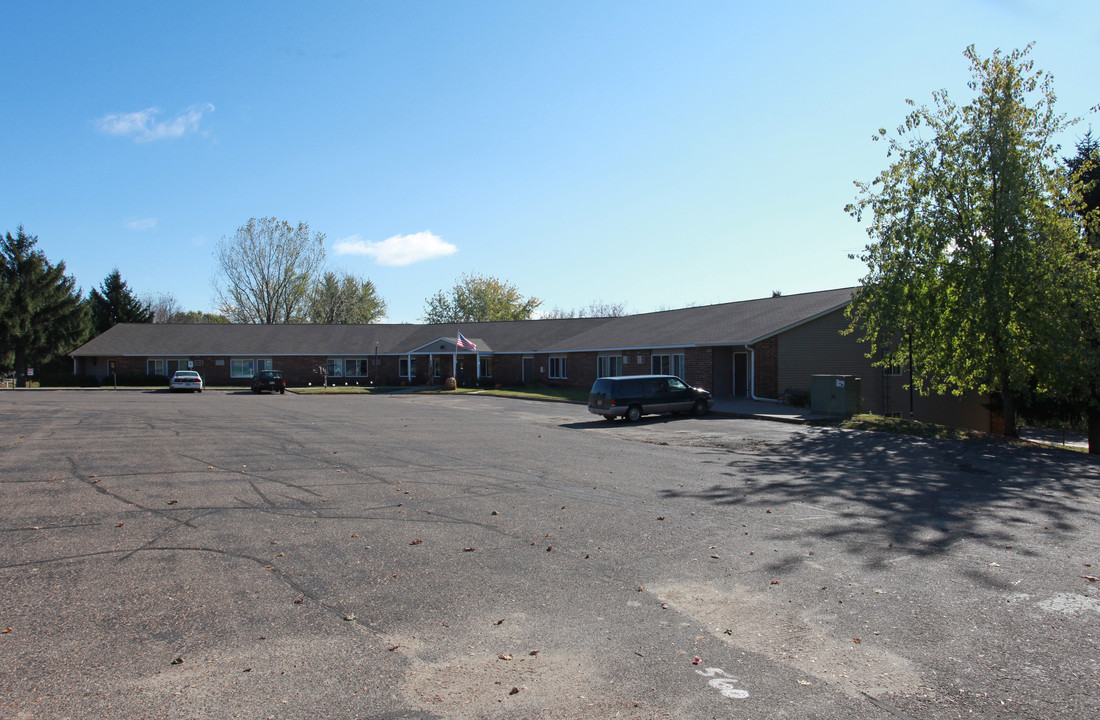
<box><xmin>96</xmin><ymin>103</ymin><xmax>215</xmax><ymax>142</ymax></box>
<box><xmin>124</xmin><ymin>218</ymin><xmax>157</xmax><ymax>230</ymax></box>
<box><xmin>334</xmin><ymin>231</ymin><xmax>457</xmax><ymax>266</ymax></box>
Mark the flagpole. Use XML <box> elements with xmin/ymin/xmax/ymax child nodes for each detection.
<box><xmin>453</xmin><ymin>328</ymin><xmax>458</xmax><ymax>386</ymax></box>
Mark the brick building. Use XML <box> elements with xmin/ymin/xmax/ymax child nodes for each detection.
<box><xmin>69</xmin><ymin>287</ymin><xmax>994</xmax><ymax>431</ymax></box>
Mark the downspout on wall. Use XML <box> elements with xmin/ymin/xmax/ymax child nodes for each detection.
<box><xmin>747</xmin><ymin>345</ymin><xmax>778</xmax><ymax>403</ymax></box>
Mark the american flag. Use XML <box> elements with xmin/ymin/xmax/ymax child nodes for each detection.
<box><xmin>456</xmin><ymin>332</ymin><xmax>476</xmax><ymax>352</ymax></box>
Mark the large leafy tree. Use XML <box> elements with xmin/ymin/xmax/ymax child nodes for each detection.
<box><xmin>306</xmin><ymin>271</ymin><xmax>387</xmax><ymax>324</ymax></box>
<box><xmin>845</xmin><ymin>45</ymin><xmax>1078</xmax><ymax>438</ymax></box>
<box><xmin>0</xmin><ymin>226</ymin><xmax>89</xmax><ymax>383</ymax></box>
<box><xmin>422</xmin><ymin>273</ymin><xmax>541</xmax><ymax>323</ymax></box>
<box><xmin>214</xmin><ymin>217</ymin><xmax>326</xmax><ymax>324</ymax></box>
<box><xmin>89</xmin><ymin>268</ymin><xmax>153</xmax><ymax>333</ymax></box>
<box><xmin>1032</xmin><ymin>132</ymin><xmax>1100</xmax><ymax>452</ymax></box>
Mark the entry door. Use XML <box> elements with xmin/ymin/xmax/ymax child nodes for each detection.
<box><xmin>522</xmin><ymin>356</ymin><xmax>534</xmax><ymax>382</ymax></box>
<box><xmin>734</xmin><ymin>353</ymin><xmax>748</xmax><ymax>397</ymax></box>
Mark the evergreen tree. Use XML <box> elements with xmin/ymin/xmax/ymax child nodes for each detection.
<box><xmin>89</xmin><ymin>268</ymin><xmax>153</xmax><ymax>333</ymax></box>
<box><xmin>0</xmin><ymin>227</ymin><xmax>89</xmax><ymax>384</ymax></box>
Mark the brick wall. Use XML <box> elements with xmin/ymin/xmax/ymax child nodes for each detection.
<box><xmin>751</xmin><ymin>337</ymin><xmax>779</xmax><ymax>399</ymax></box>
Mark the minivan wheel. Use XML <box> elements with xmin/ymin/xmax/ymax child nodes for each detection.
<box><xmin>692</xmin><ymin>399</ymin><xmax>708</xmax><ymax>416</ymax></box>
<box><xmin>625</xmin><ymin>405</ymin><xmax>642</xmax><ymax>423</ymax></box>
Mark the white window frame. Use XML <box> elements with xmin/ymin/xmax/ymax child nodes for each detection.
<box><xmin>230</xmin><ymin>359</ymin><xmax>255</xmax><ymax>378</ymax></box>
<box><xmin>652</xmin><ymin>353</ymin><xmax>685</xmax><ymax>378</ymax></box>
<box><xmin>230</xmin><ymin>358</ymin><xmax>272</xmax><ymax>378</ymax></box>
<box><xmin>325</xmin><ymin>359</ymin><xmax>344</xmax><ymax>377</ymax></box>
<box><xmin>548</xmin><ymin>356</ymin><xmax>567</xmax><ymax>379</ymax></box>
<box><xmin>597</xmin><ymin>355</ymin><xmax>623</xmax><ymax>378</ymax></box>
<box><xmin>399</xmin><ymin>357</ymin><xmax>417</xmax><ymax>379</ymax></box>
<box><xmin>148</xmin><ymin>358</ymin><xmax>190</xmax><ymax>376</ymax></box>
<box><xmin>478</xmin><ymin>356</ymin><xmax>492</xmax><ymax>378</ymax></box>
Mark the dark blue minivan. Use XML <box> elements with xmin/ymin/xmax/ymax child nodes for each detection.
<box><xmin>588</xmin><ymin>375</ymin><xmax>713</xmax><ymax>422</ymax></box>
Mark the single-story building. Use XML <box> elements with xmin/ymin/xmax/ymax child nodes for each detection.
<box><xmin>69</xmin><ymin>287</ymin><xmax>995</xmax><ymax>431</ymax></box>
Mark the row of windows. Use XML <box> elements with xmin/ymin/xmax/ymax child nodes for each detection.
<box><xmin>596</xmin><ymin>353</ymin><xmax>685</xmax><ymax>379</ymax></box>
<box><xmin>148</xmin><ymin>358</ymin><xmax>272</xmax><ymax>378</ymax></box>
<box><xmin>149</xmin><ymin>353</ymin><xmax>689</xmax><ymax>381</ymax></box>
<box><xmin>324</xmin><ymin>358</ymin><xmax>383</xmax><ymax>378</ymax></box>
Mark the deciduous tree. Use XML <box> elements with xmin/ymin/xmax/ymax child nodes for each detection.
<box><xmin>214</xmin><ymin>217</ymin><xmax>326</xmax><ymax>324</ymax></box>
<box><xmin>845</xmin><ymin>45</ymin><xmax>1079</xmax><ymax>438</ymax></box>
<box><xmin>422</xmin><ymin>273</ymin><xmax>541</xmax><ymax>323</ymax></box>
<box><xmin>0</xmin><ymin>226</ymin><xmax>89</xmax><ymax>384</ymax></box>
<box><xmin>306</xmin><ymin>271</ymin><xmax>386</xmax><ymax>324</ymax></box>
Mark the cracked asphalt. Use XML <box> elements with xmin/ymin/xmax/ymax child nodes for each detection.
<box><xmin>1</xmin><ymin>389</ymin><xmax>1098</xmax><ymax>719</ymax></box>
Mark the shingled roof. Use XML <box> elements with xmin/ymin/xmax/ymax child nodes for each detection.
<box><xmin>71</xmin><ymin>287</ymin><xmax>855</xmax><ymax>357</ymax></box>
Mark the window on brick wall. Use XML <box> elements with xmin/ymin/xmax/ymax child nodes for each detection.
<box><xmin>230</xmin><ymin>358</ymin><xmax>272</xmax><ymax>378</ymax></box>
<box><xmin>548</xmin><ymin>356</ymin><xmax>567</xmax><ymax>379</ymax></box>
<box><xmin>148</xmin><ymin>359</ymin><xmax>192</xmax><ymax>376</ymax></box>
<box><xmin>652</xmin><ymin>353</ymin><xmax>685</xmax><ymax>378</ymax></box>
<box><xmin>479</xmin><ymin>357</ymin><xmax>492</xmax><ymax>377</ymax></box>
<box><xmin>399</xmin><ymin>357</ymin><xmax>417</xmax><ymax>378</ymax></box>
<box><xmin>597</xmin><ymin>355</ymin><xmax>623</xmax><ymax>378</ymax></box>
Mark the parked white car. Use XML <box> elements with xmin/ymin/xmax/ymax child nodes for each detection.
<box><xmin>169</xmin><ymin>370</ymin><xmax>203</xmax><ymax>393</ymax></box>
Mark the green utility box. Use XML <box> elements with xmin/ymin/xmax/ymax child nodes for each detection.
<box><xmin>810</xmin><ymin>375</ymin><xmax>862</xmax><ymax>417</ymax></box>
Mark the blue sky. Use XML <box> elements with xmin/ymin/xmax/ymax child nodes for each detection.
<box><xmin>3</xmin><ymin>1</ymin><xmax>1099</xmax><ymax>323</ymax></box>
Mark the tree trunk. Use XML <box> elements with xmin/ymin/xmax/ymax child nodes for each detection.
<box><xmin>1089</xmin><ymin>406</ymin><xmax>1100</xmax><ymax>456</ymax></box>
<box><xmin>1000</xmin><ymin>370</ymin><xmax>1018</xmax><ymax>438</ymax></box>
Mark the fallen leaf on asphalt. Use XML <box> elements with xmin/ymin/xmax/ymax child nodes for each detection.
<box><xmin>853</xmin><ymin>638</ymin><xmax>861</xmax><ymax>643</ymax></box>
<box><xmin>494</xmin><ymin>619</ymin><xmax>505</xmax><ymax>625</ymax></box>
<box><xmin>546</xmin><ymin>545</ymin><xmax>553</xmax><ymax>552</ymax></box>
<box><xmin>491</xmin><ymin>510</ymin><xmax>499</xmax><ymax>515</ymax></box>
<box><xmin>2</xmin><ymin>628</ymin><xmax>11</xmax><ymax>633</ymax></box>
<box><xmin>692</xmin><ymin>657</ymin><xmax>701</xmax><ymax>665</ymax></box>
<box><xmin>410</xmin><ymin>539</ymin><xmax>423</xmax><ymax>545</ymax></box>
<box><xmin>510</xmin><ymin>686</ymin><xmax>520</xmax><ymax>695</ymax></box>
<box><xmin>115</xmin><ymin>523</ymin><xmax>124</xmax><ymax>528</ymax></box>
<box><xmin>656</xmin><ymin>516</ymin><xmax>665</xmax><ymax>521</ymax></box>
<box><xmin>499</xmin><ymin>654</ymin><xmax>513</xmax><ymax>661</ymax></box>
<box><xmin>167</xmin><ymin>500</ymin><xmax>178</xmax><ymax>505</ymax></box>
<box><xmin>771</xmin><ymin>579</ymin><xmax>779</xmax><ymax>584</ymax></box>
<box><xmin>463</xmin><ymin>547</ymin><xmax>476</xmax><ymax>552</ymax></box>
<box><xmin>529</xmin><ymin>650</ymin><xmax>539</xmax><ymax>656</ymax></box>
<box><xmin>1084</xmin><ymin>576</ymin><xmax>1098</xmax><ymax>582</ymax></box>
<box><xmin>171</xmin><ymin>657</ymin><xmax>184</xmax><ymax>665</ymax></box>
<box><xmin>344</xmin><ymin>614</ymin><xmax>356</xmax><ymax>621</ymax></box>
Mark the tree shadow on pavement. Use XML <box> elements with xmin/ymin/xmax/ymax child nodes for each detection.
<box><xmin>659</xmin><ymin>428</ymin><xmax>1100</xmax><ymax>572</ymax></box>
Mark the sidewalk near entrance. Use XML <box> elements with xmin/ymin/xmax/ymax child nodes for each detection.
<box><xmin>710</xmin><ymin>396</ymin><xmax>828</xmax><ymax>424</ymax></box>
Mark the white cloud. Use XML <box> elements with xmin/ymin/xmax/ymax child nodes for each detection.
<box><xmin>333</xmin><ymin>231</ymin><xmax>457</xmax><ymax>266</ymax></box>
<box><xmin>124</xmin><ymin>218</ymin><xmax>157</xmax><ymax>230</ymax></box>
<box><xmin>96</xmin><ymin>103</ymin><xmax>215</xmax><ymax>142</ymax></box>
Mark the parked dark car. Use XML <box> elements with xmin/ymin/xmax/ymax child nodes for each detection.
<box><xmin>588</xmin><ymin>374</ymin><xmax>713</xmax><ymax>422</ymax></box>
<box><xmin>251</xmin><ymin>370</ymin><xmax>286</xmax><ymax>394</ymax></box>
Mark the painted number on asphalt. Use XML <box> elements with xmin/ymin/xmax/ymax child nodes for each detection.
<box><xmin>696</xmin><ymin>667</ymin><xmax>750</xmax><ymax>699</ymax></box>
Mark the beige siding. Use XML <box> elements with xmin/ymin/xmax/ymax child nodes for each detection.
<box><xmin>776</xmin><ymin>309</ymin><xmax>993</xmax><ymax>431</ymax></box>
<box><xmin>777</xmin><ymin>309</ymin><xmax>881</xmax><ymax>410</ymax></box>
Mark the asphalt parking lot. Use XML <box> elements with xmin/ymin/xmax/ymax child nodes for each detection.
<box><xmin>1</xmin><ymin>390</ymin><xmax>1098</xmax><ymax>719</ymax></box>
